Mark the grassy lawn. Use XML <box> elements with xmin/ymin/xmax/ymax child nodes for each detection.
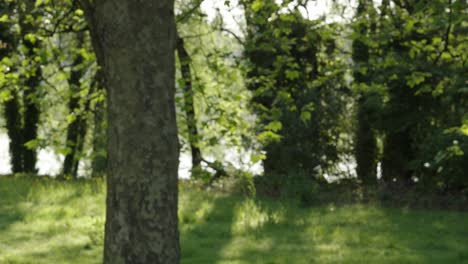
<box><xmin>1</xmin><ymin>176</ymin><xmax>467</xmax><ymax>264</ymax></box>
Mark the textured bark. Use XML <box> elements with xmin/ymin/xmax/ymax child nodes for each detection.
<box><xmin>176</xmin><ymin>34</ymin><xmax>202</xmax><ymax>171</ymax></box>
<box><xmin>80</xmin><ymin>1</ymin><xmax>180</xmax><ymax>263</ymax></box>
<box><xmin>353</xmin><ymin>0</ymin><xmax>378</xmax><ymax>185</ymax></box>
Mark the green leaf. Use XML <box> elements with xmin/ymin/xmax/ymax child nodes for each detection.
<box><xmin>0</xmin><ymin>14</ymin><xmax>9</xmax><ymax>22</ymax></box>
<box><xmin>35</xmin><ymin>0</ymin><xmax>50</xmax><ymax>7</ymax></box>
<box><xmin>300</xmin><ymin>111</ymin><xmax>311</xmax><ymax>124</ymax></box>
<box><xmin>265</xmin><ymin>121</ymin><xmax>282</xmax><ymax>132</ymax></box>
<box><xmin>0</xmin><ymin>90</ymin><xmax>11</xmax><ymax>102</ymax></box>
<box><xmin>285</xmin><ymin>69</ymin><xmax>300</xmax><ymax>80</ymax></box>
<box><xmin>24</xmin><ymin>139</ymin><xmax>40</xmax><ymax>149</ymax></box>
<box><xmin>66</xmin><ymin>114</ymin><xmax>77</xmax><ymax>124</ymax></box>
<box><xmin>24</xmin><ymin>33</ymin><xmax>37</xmax><ymax>44</ymax></box>
<box><xmin>250</xmin><ymin>153</ymin><xmax>266</xmax><ymax>163</ymax></box>
<box><xmin>406</xmin><ymin>72</ymin><xmax>431</xmax><ymax>88</ymax></box>
<box><xmin>460</xmin><ymin>124</ymin><xmax>468</xmax><ymax>136</ymax></box>
<box><xmin>75</xmin><ymin>9</ymin><xmax>84</xmax><ymax>16</ymax></box>
<box><xmin>251</xmin><ymin>0</ymin><xmax>264</xmax><ymax>12</ymax></box>
<box><xmin>258</xmin><ymin>131</ymin><xmax>281</xmax><ymax>143</ymax></box>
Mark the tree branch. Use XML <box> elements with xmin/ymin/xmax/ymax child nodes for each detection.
<box><xmin>176</xmin><ymin>0</ymin><xmax>205</xmax><ymax>23</ymax></box>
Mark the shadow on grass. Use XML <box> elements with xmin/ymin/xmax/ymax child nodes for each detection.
<box><xmin>376</xmin><ymin>207</ymin><xmax>468</xmax><ymax>264</ymax></box>
<box><xmin>180</xmin><ymin>191</ymin><xmax>239</xmax><ymax>263</ymax></box>
<box><xmin>0</xmin><ymin>175</ymin><xmax>105</xmax><ymax>263</ymax></box>
<box><xmin>232</xmin><ymin>198</ymin><xmax>319</xmax><ymax>264</ymax></box>
<box><xmin>0</xmin><ymin>176</ymin><xmax>32</xmax><ymax>232</ymax></box>
<box><xmin>180</xmin><ymin>190</ymin><xmax>318</xmax><ymax>264</ymax></box>
<box><xmin>181</xmin><ymin>186</ymin><xmax>468</xmax><ymax>264</ymax></box>
<box><xmin>232</xmin><ymin>200</ymin><xmax>468</xmax><ymax>264</ymax></box>
<box><xmin>1</xmin><ymin>242</ymin><xmax>102</xmax><ymax>264</ymax></box>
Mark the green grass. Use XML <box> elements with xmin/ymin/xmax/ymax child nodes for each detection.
<box><xmin>1</xmin><ymin>176</ymin><xmax>467</xmax><ymax>264</ymax></box>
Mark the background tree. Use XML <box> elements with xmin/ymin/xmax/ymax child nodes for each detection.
<box><xmin>61</xmin><ymin>31</ymin><xmax>87</xmax><ymax>178</ymax></box>
<box><xmin>352</xmin><ymin>0</ymin><xmax>379</xmax><ymax>185</ymax></box>
<box><xmin>18</xmin><ymin>0</ymin><xmax>43</xmax><ymax>173</ymax></box>
<box><xmin>176</xmin><ymin>33</ymin><xmax>203</xmax><ymax>173</ymax></box>
<box><xmin>1</xmin><ymin>0</ymin><xmax>23</xmax><ymax>173</ymax></box>
<box><xmin>1</xmin><ymin>0</ymin><xmax>46</xmax><ymax>174</ymax></box>
<box><xmin>242</xmin><ymin>1</ymin><xmax>350</xmax><ymax>190</ymax></box>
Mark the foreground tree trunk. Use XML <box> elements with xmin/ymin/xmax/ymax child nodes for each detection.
<box><xmin>80</xmin><ymin>1</ymin><xmax>180</xmax><ymax>263</ymax></box>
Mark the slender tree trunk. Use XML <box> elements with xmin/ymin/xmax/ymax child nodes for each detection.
<box><xmin>355</xmin><ymin>103</ymin><xmax>378</xmax><ymax>184</ymax></box>
<box><xmin>62</xmin><ymin>94</ymin><xmax>81</xmax><ymax>178</ymax></box>
<box><xmin>382</xmin><ymin>129</ymin><xmax>414</xmax><ymax>182</ymax></box>
<box><xmin>62</xmin><ymin>33</ymin><xmax>86</xmax><ymax>179</ymax></box>
<box><xmin>22</xmin><ymin>72</ymin><xmax>40</xmax><ymax>173</ymax></box>
<box><xmin>20</xmin><ymin>0</ymin><xmax>41</xmax><ymax>174</ymax></box>
<box><xmin>353</xmin><ymin>0</ymin><xmax>378</xmax><ymax>185</ymax></box>
<box><xmin>91</xmin><ymin>89</ymin><xmax>107</xmax><ymax>177</ymax></box>
<box><xmin>1</xmin><ymin>0</ymin><xmax>24</xmax><ymax>174</ymax></box>
<box><xmin>4</xmin><ymin>92</ymin><xmax>24</xmax><ymax>173</ymax></box>
<box><xmin>80</xmin><ymin>1</ymin><xmax>180</xmax><ymax>263</ymax></box>
<box><xmin>71</xmin><ymin>112</ymin><xmax>88</xmax><ymax>177</ymax></box>
<box><xmin>176</xmin><ymin>34</ymin><xmax>202</xmax><ymax>171</ymax></box>
<box><xmin>71</xmin><ymin>79</ymin><xmax>96</xmax><ymax>178</ymax></box>
<box><xmin>381</xmin><ymin>1</ymin><xmax>419</xmax><ymax>184</ymax></box>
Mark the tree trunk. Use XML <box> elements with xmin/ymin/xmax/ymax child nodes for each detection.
<box><xmin>80</xmin><ymin>1</ymin><xmax>180</xmax><ymax>263</ymax></box>
<box><xmin>176</xmin><ymin>34</ymin><xmax>202</xmax><ymax>172</ymax></box>
<box><xmin>91</xmin><ymin>88</ymin><xmax>107</xmax><ymax>177</ymax></box>
<box><xmin>243</xmin><ymin>0</ymin><xmax>328</xmax><ymax>177</ymax></box>
<box><xmin>382</xmin><ymin>129</ymin><xmax>414</xmax><ymax>182</ymax></box>
<box><xmin>71</xmin><ymin>111</ymin><xmax>88</xmax><ymax>177</ymax></box>
<box><xmin>4</xmin><ymin>92</ymin><xmax>24</xmax><ymax>173</ymax></box>
<box><xmin>20</xmin><ymin>0</ymin><xmax>41</xmax><ymax>174</ymax></box>
<box><xmin>22</xmin><ymin>71</ymin><xmax>40</xmax><ymax>174</ymax></box>
<box><xmin>380</xmin><ymin>1</ymin><xmax>419</xmax><ymax>184</ymax></box>
<box><xmin>353</xmin><ymin>0</ymin><xmax>378</xmax><ymax>185</ymax></box>
<box><xmin>70</xmin><ymin>77</ymin><xmax>96</xmax><ymax>178</ymax></box>
<box><xmin>62</xmin><ymin>93</ymin><xmax>81</xmax><ymax>178</ymax></box>
<box><xmin>62</xmin><ymin>33</ymin><xmax>86</xmax><ymax>179</ymax></box>
<box><xmin>355</xmin><ymin>102</ymin><xmax>378</xmax><ymax>184</ymax></box>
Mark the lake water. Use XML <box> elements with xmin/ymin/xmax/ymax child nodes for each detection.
<box><xmin>0</xmin><ymin>133</ymin><xmax>263</xmax><ymax>178</ymax></box>
<box><xmin>0</xmin><ymin>133</ymin><xmax>363</xmax><ymax>181</ymax></box>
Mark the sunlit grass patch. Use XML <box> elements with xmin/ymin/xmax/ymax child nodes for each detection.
<box><xmin>1</xmin><ymin>176</ymin><xmax>468</xmax><ymax>264</ymax></box>
<box><xmin>0</xmin><ymin>176</ymin><xmax>105</xmax><ymax>264</ymax></box>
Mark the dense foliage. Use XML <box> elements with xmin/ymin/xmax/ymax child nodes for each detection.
<box><xmin>1</xmin><ymin>0</ymin><xmax>467</xmax><ymax>196</ymax></box>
